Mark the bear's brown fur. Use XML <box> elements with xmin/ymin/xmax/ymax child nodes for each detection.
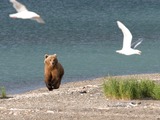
<box><xmin>44</xmin><ymin>54</ymin><xmax>64</xmax><ymax>91</ymax></box>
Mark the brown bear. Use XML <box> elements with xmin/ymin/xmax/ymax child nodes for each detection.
<box><xmin>44</xmin><ymin>54</ymin><xmax>64</xmax><ymax>91</ymax></box>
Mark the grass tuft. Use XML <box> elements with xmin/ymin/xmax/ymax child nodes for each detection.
<box><xmin>1</xmin><ymin>87</ymin><xmax>7</xmax><ymax>98</ymax></box>
<box><xmin>103</xmin><ymin>77</ymin><xmax>160</xmax><ymax>100</ymax></box>
<box><xmin>152</xmin><ymin>84</ymin><xmax>160</xmax><ymax>100</ymax></box>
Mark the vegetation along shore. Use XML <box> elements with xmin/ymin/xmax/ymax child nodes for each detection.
<box><xmin>0</xmin><ymin>73</ymin><xmax>160</xmax><ymax>120</ymax></box>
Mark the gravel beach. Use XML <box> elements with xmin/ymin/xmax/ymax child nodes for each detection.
<box><xmin>0</xmin><ymin>74</ymin><xmax>160</xmax><ymax>120</ymax></box>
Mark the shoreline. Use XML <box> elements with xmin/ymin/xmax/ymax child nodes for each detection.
<box><xmin>0</xmin><ymin>73</ymin><xmax>160</xmax><ymax>120</ymax></box>
<box><xmin>8</xmin><ymin>73</ymin><xmax>160</xmax><ymax>95</ymax></box>
<box><xmin>18</xmin><ymin>73</ymin><xmax>160</xmax><ymax>95</ymax></box>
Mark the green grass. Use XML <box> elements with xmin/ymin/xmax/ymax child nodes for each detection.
<box><xmin>152</xmin><ymin>84</ymin><xmax>160</xmax><ymax>100</ymax></box>
<box><xmin>103</xmin><ymin>77</ymin><xmax>160</xmax><ymax>100</ymax></box>
<box><xmin>1</xmin><ymin>87</ymin><xmax>7</xmax><ymax>98</ymax></box>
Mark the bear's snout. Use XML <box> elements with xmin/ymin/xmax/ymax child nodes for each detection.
<box><xmin>52</xmin><ymin>61</ymin><xmax>55</xmax><ymax>66</ymax></box>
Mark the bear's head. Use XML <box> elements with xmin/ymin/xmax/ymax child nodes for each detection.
<box><xmin>44</xmin><ymin>54</ymin><xmax>58</xmax><ymax>67</ymax></box>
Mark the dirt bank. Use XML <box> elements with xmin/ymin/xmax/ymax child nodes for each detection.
<box><xmin>0</xmin><ymin>74</ymin><xmax>160</xmax><ymax>120</ymax></box>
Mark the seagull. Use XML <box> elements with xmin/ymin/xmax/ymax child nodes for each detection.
<box><xmin>9</xmin><ymin>0</ymin><xmax>45</xmax><ymax>24</ymax></box>
<box><xmin>116</xmin><ymin>21</ymin><xmax>142</xmax><ymax>55</ymax></box>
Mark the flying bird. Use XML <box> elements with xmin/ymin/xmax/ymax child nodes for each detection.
<box><xmin>9</xmin><ymin>0</ymin><xmax>45</xmax><ymax>24</ymax></box>
<box><xmin>116</xmin><ymin>21</ymin><xmax>142</xmax><ymax>55</ymax></box>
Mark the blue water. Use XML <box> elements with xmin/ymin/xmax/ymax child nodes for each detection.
<box><xmin>1</xmin><ymin>0</ymin><xmax>160</xmax><ymax>94</ymax></box>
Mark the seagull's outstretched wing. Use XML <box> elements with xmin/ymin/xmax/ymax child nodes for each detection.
<box><xmin>117</xmin><ymin>21</ymin><xmax>132</xmax><ymax>50</ymax></box>
<box><xmin>131</xmin><ymin>38</ymin><xmax>143</xmax><ymax>49</ymax></box>
<box><xmin>10</xmin><ymin>0</ymin><xmax>28</xmax><ymax>12</ymax></box>
<box><xmin>31</xmin><ymin>17</ymin><xmax>45</xmax><ymax>24</ymax></box>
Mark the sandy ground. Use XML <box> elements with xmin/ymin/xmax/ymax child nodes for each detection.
<box><xmin>0</xmin><ymin>74</ymin><xmax>160</xmax><ymax>120</ymax></box>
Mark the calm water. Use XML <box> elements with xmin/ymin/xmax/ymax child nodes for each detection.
<box><xmin>1</xmin><ymin>0</ymin><xmax>160</xmax><ymax>94</ymax></box>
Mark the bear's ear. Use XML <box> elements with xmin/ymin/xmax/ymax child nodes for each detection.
<box><xmin>53</xmin><ymin>54</ymin><xmax>57</xmax><ymax>57</ymax></box>
<box><xmin>45</xmin><ymin>54</ymin><xmax>48</xmax><ymax>59</ymax></box>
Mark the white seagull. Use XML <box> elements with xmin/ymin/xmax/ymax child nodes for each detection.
<box><xmin>9</xmin><ymin>0</ymin><xmax>45</xmax><ymax>24</ymax></box>
<box><xmin>116</xmin><ymin>21</ymin><xmax>142</xmax><ymax>55</ymax></box>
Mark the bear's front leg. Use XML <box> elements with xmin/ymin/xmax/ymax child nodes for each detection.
<box><xmin>53</xmin><ymin>81</ymin><xmax>61</xmax><ymax>89</ymax></box>
<box><xmin>45</xmin><ymin>82</ymin><xmax>54</xmax><ymax>91</ymax></box>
